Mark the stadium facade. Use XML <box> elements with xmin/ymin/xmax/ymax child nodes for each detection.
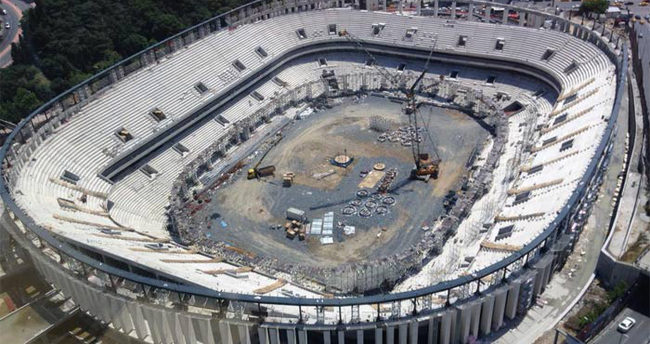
<box><xmin>0</xmin><ymin>0</ymin><xmax>627</xmax><ymax>343</ymax></box>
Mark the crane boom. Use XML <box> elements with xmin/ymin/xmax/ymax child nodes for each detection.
<box><xmin>340</xmin><ymin>30</ymin><xmax>402</xmax><ymax>87</ymax></box>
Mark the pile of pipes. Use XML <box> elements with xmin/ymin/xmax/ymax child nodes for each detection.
<box><xmin>377</xmin><ymin>126</ymin><xmax>424</xmax><ymax>147</ymax></box>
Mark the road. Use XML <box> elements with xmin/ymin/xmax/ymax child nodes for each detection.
<box><xmin>592</xmin><ymin>308</ymin><xmax>650</xmax><ymax>344</ymax></box>
<box><xmin>0</xmin><ymin>0</ymin><xmax>29</xmax><ymax>68</ymax></box>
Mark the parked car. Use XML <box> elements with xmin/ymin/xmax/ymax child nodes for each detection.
<box><xmin>4</xmin><ymin>22</ymin><xmax>9</xmax><ymax>29</ymax></box>
<box><xmin>617</xmin><ymin>317</ymin><xmax>636</xmax><ymax>333</ymax></box>
<box><xmin>1</xmin><ymin>9</ymin><xmax>8</xmax><ymax>15</ymax></box>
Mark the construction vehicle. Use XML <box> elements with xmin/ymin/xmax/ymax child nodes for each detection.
<box><xmin>404</xmin><ymin>65</ymin><xmax>441</xmax><ymax>180</ymax></box>
<box><xmin>247</xmin><ymin>165</ymin><xmax>275</xmax><ymax>179</ymax></box>
<box><xmin>247</xmin><ymin>135</ymin><xmax>282</xmax><ymax>179</ymax></box>
<box><xmin>342</xmin><ymin>28</ymin><xmax>440</xmax><ymax>180</ymax></box>
<box><xmin>283</xmin><ymin>172</ymin><xmax>295</xmax><ymax>187</ymax></box>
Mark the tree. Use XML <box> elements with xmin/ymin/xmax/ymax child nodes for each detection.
<box><xmin>0</xmin><ymin>0</ymin><xmax>250</xmax><ymax>123</ymax></box>
<box><xmin>580</xmin><ymin>0</ymin><xmax>608</xmax><ymax>15</ymax></box>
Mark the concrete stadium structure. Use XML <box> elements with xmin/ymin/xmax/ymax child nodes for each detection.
<box><xmin>0</xmin><ymin>0</ymin><xmax>627</xmax><ymax>343</ymax></box>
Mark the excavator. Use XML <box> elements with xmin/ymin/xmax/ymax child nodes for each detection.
<box><xmin>341</xmin><ymin>29</ymin><xmax>441</xmax><ymax>180</ymax></box>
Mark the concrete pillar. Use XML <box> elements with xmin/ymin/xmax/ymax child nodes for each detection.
<box><xmin>258</xmin><ymin>328</ymin><xmax>269</xmax><ymax>344</ymax></box>
<box><xmin>469</xmin><ymin>301</ymin><xmax>481</xmax><ymax>339</ymax></box>
<box><xmin>416</xmin><ymin>0</ymin><xmax>421</xmax><ymax>16</ymax></box>
<box><xmin>323</xmin><ymin>331</ymin><xmax>331</xmax><ymax>344</ymax></box>
<box><xmin>480</xmin><ymin>295</ymin><xmax>495</xmax><ymax>336</ymax></box>
<box><xmin>519</xmin><ymin>12</ymin><xmax>525</xmax><ymax>27</ymax></box>
<box><xmin>455</xmin><ymin>303</ymin><xmax>473</xmax><ymax>344</ymax></box>
<box><xmin>398</xmin><ymin>0</ymin><xmax>403</xmax><ymax>14</ymax></box>
<box><xmin>357</xmin><ymin>330</ymin><xmax>363</xmax><ymax>343</ymax></box>
<box><xmin>439</xmin><ymin>309</ymin><xmax>455</xmax><ymax>344</ymax></box>
<box><xmin>219</xmin><ymin>322</ymin><xmax>232</xmax><ymax>344</ymax></box>
<box><xmin>492</xmin><ymin>287</ymin><xmax>507</xmax><ymax>331</ymax></box>
<box><xmin>505</xmin><ymin>281</ymin><xmax>522</xmax><ymax>320</ymax></box>
<box><xmin>375</xmin><ymin>328</ymin><xmax>383</xmax><ymax>344</ymax></box>
<box><xmin>338</xmin><ymin>330</ymin><xmax>345</xmax><ymax>344</ymax></box>
<box><xmin>451</xmin><ymin>1</ymin><xmax>456</xmax><ymax>19</ymax></box>
<box><xmin>468</xmin><ymin>2</ymin><xmax>475</xmax><ymax>21</ymax></box>
<box><xmin>485</xmin><ymin>6</ymin><xmax>491</xmax><ymax>22</ymax></box>
<box><xmin>268</xmin><ymin>328</ymin><xmax>279</xmax><ymax>344</ymax></box>
<box><xmin>433</xmin><ymin>0</ymin><xmax>439</xmax><ymax>17</ymax></box>
<box><xmin>387</xmin><ymin>325</ymin><xmax>395</xmax><ymax>344</ymax></box>
<box><xmin>409</xmin><ymin>321</ymin><xmax>418</xmax><ymax>344</ymax></box>
<box><xmin>399</xmin><ymin>323</ymin><xmax>408</xmax><ymax>344</ymax></box>
<box><xmin>502</xmin><ymin>8</ymin><xmax>508</xmax><ymax>24</ymax></box>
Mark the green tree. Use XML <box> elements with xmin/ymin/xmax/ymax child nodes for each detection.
<box><xmin>580</xmin><ymin>0</ymin><xmax>609</xmax><ymax>14</ymax></box>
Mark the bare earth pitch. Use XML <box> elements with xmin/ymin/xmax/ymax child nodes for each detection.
<box><xmin>191</xmin><ymin>97</ymin><xmax>490</xmax><ymax>267</ymax></box>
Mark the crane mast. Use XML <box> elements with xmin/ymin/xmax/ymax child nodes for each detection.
<box><xmin>339</xmin><ymin>28</ymin><xmax>440</xmax><ymax>180</ymax></box>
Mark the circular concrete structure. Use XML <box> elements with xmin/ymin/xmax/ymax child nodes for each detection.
<box><xmin>0</xmin><ymin>0</ymin><xmax>626</xmax><ymax>342</ymax></box>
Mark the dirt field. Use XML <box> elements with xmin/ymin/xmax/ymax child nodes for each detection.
<box><xmin>195</xmin><ymin>96</ymin><xmax>489</xmax><ymax>267</ymax></box>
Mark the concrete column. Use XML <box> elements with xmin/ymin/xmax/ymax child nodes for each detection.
<box><xmin>433</xmin><ymin>0</ymin><xmax>439</xmax><ymax>17</ymax></box>
<box><xmin>268</xmin><ymin>328</ymin><xmax>279</xmax><ymax>344</ymax></box>
<box><xmin>323</xmin><ymin>331</ymin><xmax>330</xmax><ymax>344</ymax></box>
<box><xmin>492</xmin><ymin>287</ymin><xmax>507</xmax><ymax>331</ymax></box>
<box><xmin>502</xmin><ymin>8</ymin><xmax>508</xmax><ymax>24</ymax></box>
<box><xmin>126</xmin><ymin>302</ymin><xmax>149</xmax><ymax>341</ymax></box>
<box><xmin>505</xmin><ymin>281</ymin><xmax>522</xmax><ymax>320</ymax></box>
<box><xmin>399</xmin><ymin>323</ymin><xmax>408</xmax><ymax>344</ymax></box>
<box><xmin>428</xmin><ymin>317</ymin><xmax>437</xmax><ymax>344</ymax></box>
<box><xmin>398</xmin><ymin>0</ymin><xmax>403</xmax><ymax>14</ymax></box>
<box><xmin>451</xmin><ymin>1</ymin><xmax>456</xmax><ymax>19</ymax></box>
<box><xmin>520</xmin><ymin>12</ymin><xmax>525</xmax><ymax>27</ymax></box>
<box><xmin>470</xmin><ymin>301</ymin><xmax>481</xmax><ymax>339</ymax></box>
<box><xmin>409</xmin><ymin>321</ymin><xmax>419</xmax><ymax>344</ymax></box>
<box><xmin>375</xmin><ymin>328</ymin><xmax>383</xmax><ymax>344</ymax></box>
<box><xmin>298</xmin><ymin>330</ymin><xmax>307</xmax><ymax>344</ymax></box>
<box><xmin>382</xmin><ymin>0</ymin><xmax>387</xmax><ymax>11</ymax></box>
<box><xmin>480</xmin><ymin>295</ymin><xmax>495</xmax><ymax>336</ymax></box>
<box><xmin>387</xmin><ymin>325</ymin><xmax>395</xmax><ymax>344</ymax></box>
<box><xmin>468</xmin><ymin>2</ymin><xmax>475</xmax><ymax>21</ymax></box>
<box><xmin>219</xmin><ymin>322</ymin><xmax>232</xmax><ymax>344</ymax></box>
<box><xmin>439</xmin><ymin>310</ymin><xmax>455</xmax><ymax>344</ymax></box>
<box><xmin>455</xmin><ymin>303</ymin><xmax>473</xmax><ymax>344</ymax></box>
<box><xmin>287</xmin><ymin>329</ymin><xmax>297</xmax><ymax>344</ymax></box>
<box><xmin>338</xmin><ymin>330</ymin><xmax>345</xmax><ymax>344</ymax></box>
<box><xmin>257</xmin><ymin>326</ymin><xmax>269</xmax><ymax>344</ymax></box>
<box><xmin>416</xmin><ymin>0</ymin><xmax>421</xmax><ymax>16</ymax></box>
<box><xmin>542</xmin><ymin>256</ymin><xmax>554</xmax><ymax>287</ymax></box>
<box><xmin>484</xmin><ymin>6</ymin><xmax>491</xmax><ymax>22</ymax></box>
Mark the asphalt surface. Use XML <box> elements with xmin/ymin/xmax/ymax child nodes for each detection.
<box><xmin>0</xmin><ymin>0</ymin><xmax>27</xmax><ymax>68</ymax></box>
<box><xmin>593</xmin><ymin>308</ymin><xmax>650</xmax><ymax>344</ymax></box>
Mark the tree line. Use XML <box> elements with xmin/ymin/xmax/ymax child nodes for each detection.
<box><xmin>0</xmin><ymin>0</ymin><xmax>245</xmax><ymax>123</ymax></box>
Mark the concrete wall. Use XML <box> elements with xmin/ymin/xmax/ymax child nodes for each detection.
<box><xmin>596</xmin><ymin>251</ymin><xmax>641</xmax><ymax>288</ymax></box>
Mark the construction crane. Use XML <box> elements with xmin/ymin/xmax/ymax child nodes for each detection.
<box><xmin>406</xmin><ymin>69</ymin><xmax>441</xmax><ymax>180</ymax></box>
<box><xmin>247</xmin><ymin>134</ymin><xmax>282</xmax><ymax>179</ymax></box>
<box><xmin>341</xmin><ymin>28</ymin><xmax>441</xmax><ymax>180</ymax></box>
<box><xmin>339</xmin><ymin>29</ymin><xmax>403</xmax><ymax>87</ymax></box>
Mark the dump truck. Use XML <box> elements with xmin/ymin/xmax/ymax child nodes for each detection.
<box><xmin>247</xmin><ymin>165</ymin><xmax>276</xmax><ymax>179</ymax></box>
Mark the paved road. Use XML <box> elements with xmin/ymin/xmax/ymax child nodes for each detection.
<box><xmin>0</xmin><ymin>0</ymin><xmax>28</xmax><ymax>68</ymax></box>
<box><xmin>592</xmin><ymin>308</ymin><xmax>650</xmax><ymax>344</ymax></box>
